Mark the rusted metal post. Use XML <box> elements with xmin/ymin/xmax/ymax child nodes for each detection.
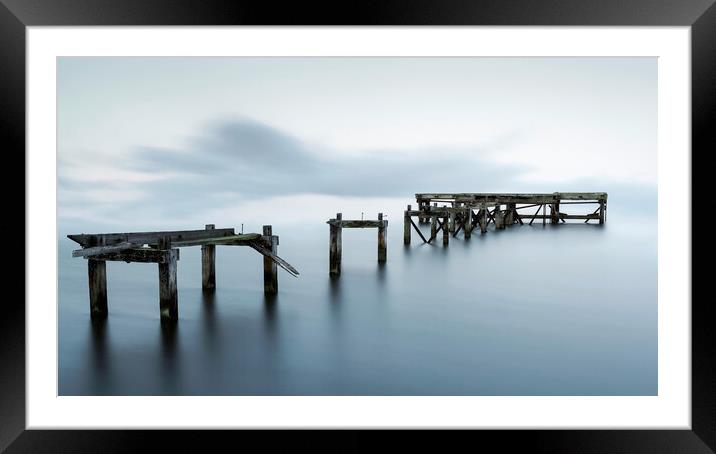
<box><xmin>329</xmin><ymin>213</ymin><xmax>342</xmax><ymax>275</ymax></box>
<box><xmin>378</xmin><ymin>213</ymin><xmax>387</xmax><ymax>262</ymax></box>
<box><xmin>201</xmin><ymin>224</ymin><xmax>216</xmax><ymax>291</ymax></box>
<box><xmin>158</xmin><ymin>235</ymin><xmax>178</xmax><ymax>323</ymax></box>
<box><xmin>263</xmin><ymin>225</ymin><xmax>278</xmax><ymax>294</ymax></box>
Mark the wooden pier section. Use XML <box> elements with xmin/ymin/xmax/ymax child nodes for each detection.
<box><xmin>406</xmin><ymin>192</ymin><xmax>607</xmax><ymax>244</ymax></box>
<box><xmin>68</xmin><ymin>225</ymin><xmax>299</xmax><ymax>323</ymax></box>
<box><xmin>327</xmin><ymin>213</ymin><xmax>388</xmax><ymax>275</ymax></box>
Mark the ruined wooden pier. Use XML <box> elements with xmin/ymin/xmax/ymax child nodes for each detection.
<box><xmin>68</xmin><ymin>224</ymin><xmax>299</xmax><ymax>322</ymax></box>
<box><xmin>327</xmin><ymin>213</ymin><xmax>387</xmax><ymax>275</ymax></box>
<box><xmin>405</xmin><ymin>192</ymin><xmax>607</xmax><ymax>244</ymax></box>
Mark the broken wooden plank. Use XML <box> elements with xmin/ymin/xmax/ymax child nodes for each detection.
<box><xmin>73</xmin><ymin>241</ymin><xmax>136</xmax><ymax>258</ymax></box>
<box><xmin>248</xmin><ymin>241</ymin><xmax>299</xmax><ymax>277</ymax></box>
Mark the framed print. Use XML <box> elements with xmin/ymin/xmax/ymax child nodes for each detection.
<box><xmin>3</xmin><ymin>0</ymin><xmax>711</xmax><ymax>451</ymax></box>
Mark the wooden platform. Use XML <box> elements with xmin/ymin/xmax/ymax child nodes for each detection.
<box><xmin>327</xmin><ymin>213</ymin><xmax>388</xmax><ymax>275</ymax></box>
<box><xmin>406</xmin><ymin>192</ymin><xmax>607</xmax><ymax>244</ymax></box>
<box><xmin>68</xmin><ymin>224</ymin><xmax>298</xmax><ymax>322</ymax></box>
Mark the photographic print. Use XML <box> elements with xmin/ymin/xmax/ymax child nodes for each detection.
<box><xmin>57</xmin><ymin>56</ymin><xmax>657</xmax><ymax>397</ymax></box>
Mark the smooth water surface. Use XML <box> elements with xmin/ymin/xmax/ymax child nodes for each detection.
<box><xmin>59</xmin><ymin>212</ymin><xmax>657</xmax><ymax>395</ymax></box>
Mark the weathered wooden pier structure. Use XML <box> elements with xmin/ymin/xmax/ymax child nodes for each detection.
<box><xmin>405</xmin><ymin>192</ymin><xmax>607</xmax><ymax>244</ymax></box>
<box><xmin>68</xmin><ymin>225</ymin><xmax>299</xmax><ymax>322</ymax></box>
<box><xmin>327</xmin><ymin>213</ymin><xmax>388</xmax><ymax>275</ymax></box>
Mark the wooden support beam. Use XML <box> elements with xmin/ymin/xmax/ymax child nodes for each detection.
<box><xmin>430</xmin><ymin>215</ymin><xmax>438</xmax><ymax>243</ymax></box>
<box><xmin>550</xmin><ymin>203</ymin><xmax>558</xmax><ymax>224</ymax></box>
<box><xmin>248</xmin><ymin>241</ymin><xmax>299</xmax><ymax>277</ymax></box>
<box><xmin>487</xmin><ymin>208</ymin><xmax>496</xmax><ymax>224</ymax></box>
<box><xmin>452</xmin><ymin>220</ymin><xmax>463</xmax><ymax>238</ymax></box>
<box><xmin>543</xmin><ymin>203</ymin><xmax>546</xmax><ymax>226</ymax></box>
<box><xmin>529</xmin><ymin>205</ymin><xmax>542</xmax><ymax>226</ymax></box>
<box><xmin>329</xmin><ymin>213</ymin><xmax>342</xmax><ymax>275</ymax></box>
<box><xmin>585</xmin><ymin>206</ymin><xmax>602</xmax><ymax>224</ymax></box>
<box><xmin>157</xmin><ymin>236</ymin><xmax>178</xmax><ymax>323</ymax></box>
<box><xmin>599</xmin><ymin>200</ymin><xmax>605</xmax><ymax>224</ymax></box>
<box><xmin>85</xmin><ymin>247</ymin><xmax>179</xmax><ymax>263</ymax></box>
<box><xmin>404</xmin><ymin>205</ymin><xmax>411</xmax><ymax>245</ymax></box>
<box><xmin>201</xmin><ymin>224</ymin><xmax>216</xmax><ymax>291</ymax></box>
<box><xmin>556</xmin><ymin>199</ymin><xmax>562</xmax><ymax>224</ymax></box>
<box><xmin>378</xmin><ymin>213</ymin><xmax>387</xmax><ymax>263</ymax></box>
<box><xmin>465</xmin><ymin>209</ymin><xmax>472</xmax><ymax>239</ymax></box>
<box><xmin>327</xmin><ymin>220</ymin><xmax>383</xmax><ymax>228</ymax></box>
<box><xmin>448</xmin><ymin>211</ymin><xmax>455</xmax><ymax>233</ymax></box>
<box><xmin>262</xmin><ymin>226</ymin><xmax>278</xmax><ymax>294</ymax></box>
<box><xmin>172</xmin><ymin>233</ymin><xmax>261</xmax><ymax>247</ymax></box>
<box><xmin>442</xmin><ymin>216</ymin><xmax>450</xmax><ymax>245</ymax></box>
<box><xmin>481</xmin><ymin>203</ymin><xmax>488</xmax><ymax>234</ymax></box>
<box><xmin>494</xmin><ymin>206</ymin><xmax>505</xmax><ymax>230</ymax></box>
<box><xmin>409</xmin><ymin>218</ymin><xmax>428</xmax><ymax>244</ymax></box>
<box><xmin>505</xmin><ymin>203</ymin><xmax>515</xmax><ymax>226</ymax></box>
<box><xmin>88</xmin><ymin>259</ymin><xmax>107</xmax><ymax>320</ymax></box>
<box><xmin>68</xmin><ymin>228</ymin><xmax>236</xmax><ymax>248</ymax></box>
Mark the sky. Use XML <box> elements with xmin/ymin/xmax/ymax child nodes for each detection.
<box><xmin>57</xmin><ymin>57</ymin><xmax>657</xmax><ymax>233</ymax></box>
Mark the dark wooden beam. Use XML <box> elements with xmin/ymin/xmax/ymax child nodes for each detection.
<box><xmin>68</xmin><ymin>227</ymin><xmax>236</xmax><ymax>247</ymax></box>
<box><xmin>326</xmin><ymin>219</ymin><xmax>384</xmax><ymax>228</ymax></box>
<box><xmin>84</xmin><ymin>247</ymin><xmax>179</xmax><ymax>264</ymax></box>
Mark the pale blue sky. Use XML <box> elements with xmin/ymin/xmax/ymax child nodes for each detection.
<box><xmin>57</xmin><ymin>57</ymin><xmax>656</xmax><ymax>231</ymax></box>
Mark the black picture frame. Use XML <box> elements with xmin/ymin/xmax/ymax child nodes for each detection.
<box><xmin>2</xmin><ymin>0</ymin><xmax>710</xmax><ymax>451</ymax></box>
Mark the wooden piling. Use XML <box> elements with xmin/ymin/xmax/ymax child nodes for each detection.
<box><xmin>448</xmin><ymin>211</ymin><xmax>455</xmax><ymax>233</ymax></box>
<box><xmin>201</xmin><ymin>224</ymin><xmax>216</xmax><ymax>291</ymax></box>
<box><xmin>88</xmin><ymin>259</ymin><xmax>108</xmax><ymax>320</ymax></box>
<box><xmin>378</xmin><ymin>213</ymin><xmax>387</xmax><ymax>262</ymax></box>
<box><xmin>495</xmin><ymin>206</ymin><xmax>505</xmax><ymax>229</ymax></box>
<box><xmin>551</xmin><ymin>197</ymin><xmax>561</xmax><ymax>224</ymax></box>
<box><xmin>329</xmin><ymin>213</ymin><xmax>342</xmax><ymax>275</ymax></box>
<box><xmin>465</xmin><ymin>209</ymin><xmax>472</xmax><ymax>239</ymax></box>
<box><xmin>550</xmin><ymin>202</ymin><xmax>558</xmax><ymax>224</ymax></box>
<box><xmin>599</xmin><ymin>200</ymin><xmax>605</xmax><ymax>224</ymax></box>
<box><xmin>543</xmin><ymin>203</ymin><xmax>546</xmax><ymax>226</ymax></box>
<box><xmin>481</xmin><ymin>203</ymin><xmax>488</xmax><ymax>233</ymax></box>
<box><xmin>431</xmin><ymin>215</ymin><xmax>438</xmax><ymax>241</ymax></box>
<box><xmin>419</xmin><ymin>201</ymin><xmax>428</xmax><ymax>223</ymax></box>
<box><xmin>442</xmin><ymin>215</ymin><xmax>449</xmax><ymax>245</ymax></box>
<box><xmin>505</xmin><ymin>203</ymin><xmax>516</xmax><ymax>225</ymax></box>
<box><xmin>157</xmin><ymin>235</ymin><xmax>178</xmax><ymax>323</ymax></box>
<box><xmin>263</xmin><ymin>225</ymin><xmax>278</xmax><ymax>294</ymax></box>
<box><xmin>404</xmin><ymin>205</ymin><xmax>411</xmax><ymax>244</ymax></box>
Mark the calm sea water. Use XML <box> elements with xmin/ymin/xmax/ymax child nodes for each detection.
<box><xmin>58</xmin><ymin>210</ymin><xmax>657</xmax><ymax>395</ymax></box>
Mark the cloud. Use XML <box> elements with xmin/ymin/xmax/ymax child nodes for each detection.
<box><xmin>117</xmin><ymin>117</ymin><xmax>530</xmax><ymax>202</ymax></box>
<box><xmin>58</xmin><ymin>117</ymin><xmax>655</xmax><ymax>232</ymax></box>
